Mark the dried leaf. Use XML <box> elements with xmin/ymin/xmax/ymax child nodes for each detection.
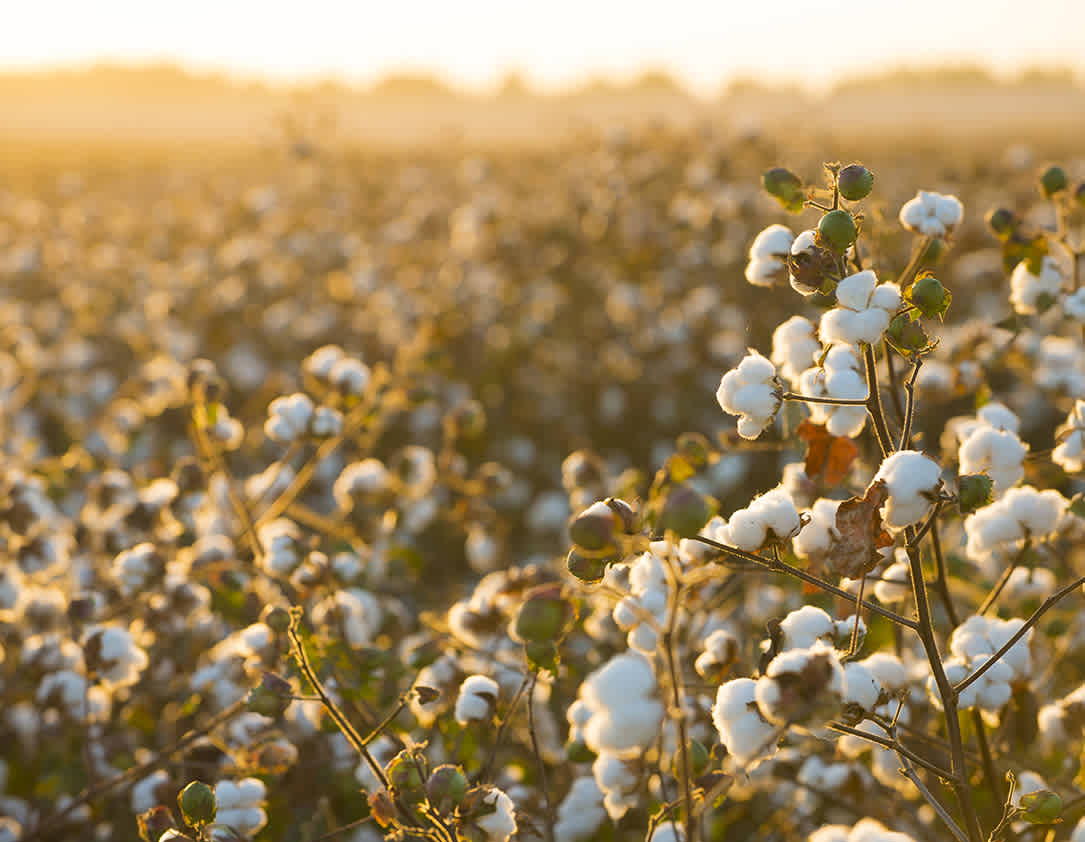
<box><xmin>828</xmin><ymin>480</ymin><xmax>894</xmax><ymax>579</ymax></box>
<box><xmin>798</xmin><ymin>420</ymin><xmax>859</xmax><ymax>487</ymax></box>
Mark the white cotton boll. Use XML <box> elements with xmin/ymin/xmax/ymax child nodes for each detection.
<box><xmin>592</xmin><ymin>752</ymin><xmax>639</xmax><ymax>819</ymax></box>
<box><xmin>1072</xmin><ymin>816</ymin><xmax>1085</xmax><ymax>842</ymax></box>
<box><xmin>476</xmin><ymin>788</ymin><xmax>517</xmax><ymax>842</ymax></box>
<box><xmin>976</xmin><ymin>402</ymin><xmax>1020</xmax><ymax>433</ymax></box>
<box><xmin>303</xmin><ymin>345</ymin><xmax>345</xmax><ymax>380</ymax></box>
<box><xmin>772</xmin><ymin>316</ymin><xmax>822</xmax><ymax>385</ymax></box>
<box><xmin>712</xmin><ymin>679</ymin><xmax>778</xmax><ymax>767</ymax></box>
<box><xmin>1054</xmin><ymin>400</ymin><xmax>1085</xmax><ymax>473</ymax></box>
<box><xmin>553</xmin><ymin>776</ymin><xmax>606</xmax><ymax>842</ymax></box>
<box><xmin>265</xmin><ymin>393</ymin><xmax>315</xmax><ymax>443</ymax></box>
<box><xmin>716</xmin><ymin>351</ymin><xmax>781</xmax><ymax>440</ymax></box>
<box><xmin>727</xmin><ymin>487</ymin><xmax>801</xmax><ymax>552</ymax></box>
<box><xmin>873</xmin><ymin>450</ymin><xmax>942</xmax><ymax>529</ymax></box>
<box><xmin>779</xmin><ymin>605</ymin><xmax>835</xmax><ymax>651</ymax></box>
<box><xmin>312</xmin><ymin>588</ymin><xmax>382</xmax><ymax>648</ymax></box>
<box><xmin>334</xmin><ymin>459</ymin><xmax>390</xmax><ymax>509</ymax></box>
<box><xmin>1011</xmin><ymin>257</ymin><xmax>1064</xmax><ymax>315</ymax></box>
<box><xmin>843</xmin><ymin>662</ymin><xmax>882</xmax><ymax>712</ymax></box>
<box><xmin>465</xmin><ymin>525</ymin><xmax>499</xmax><ymax>573</ymax></box>
<box><xmin>628</xmin><ymin>624</ymin><xmax>659</xmax><ymax>654</ymax></box>
<box><xmin>311</xmin><ymin>406</ymin><xmax>343</xmax><ymax>437</ymax></box>
<box><xmin>0</xmin><ymin>818</ymin><xmax>20</xmax><ymax>842</ymax></box>
<box><xmin>579</xmin><ymin>652</ymin><xmax>663</xmax><ymax>757</ymax></box>
<box><xmin>328</xmin><ymin>357</ymin><xmax>371</xmax><ymax>395</ymax></box>
<box><xmin>899</xmin><ymin>191</ymin><xmax>964</xmax><ymax>237</ymax></box>
<box><xmin>792</xmin><ymin>498</ymin><xmax>840</xmax><ymax>562</ymax></box>
<box><xmin>756</xmin><ymin>643</ymin><xmax>845</xmax><ymax>727</ymax></box>
<box><xmin>1004</xmin><ymin>567</ymin><xmax>1056</xmax><ymax>603</ymax></box>
<box><xmin>819</xmin><ymin>271</ymin><xmax>901</xmax><ymax>346</ymax></box>
<box><xmin>83</xmin><ymin>625</ymin><xmax>149</xmax><ymax>689</ymax></box>
<box><xmin>873</xmin><ymin>559</ymin><xmax>911</xmax><ymax>604</ymax></box>
<box><xmin>860</xmin><ymin>653</ymin><xmax>909</xmax><ymax>692</ymax></box>
<box><xmin>809</xmin><ymin>825</ymin><xmax>851</xmax><ymax>842</ymax></box>
<box><xmin>131</xmin><ymin>769</ymin><xmax>170</xmax><ymax>813</ymax></box>
<box><xmin>746</xmin><ymin>257</ymin><xmax>786</xmax><ymax>287</ymax></box>
<box><xmin>799</xmin><ymin>344</ymin><xmax>868</xmax><ymax>438</ymax></box>
<box><xmin>1064</xmin><ymin>288</ymin><xmax>1085</xmax><ymax>320</ymax></box>
<box><xmin>454</xmin><ymin>675</ymin><xmax>499</xmax><ymax>725</ymax></box>
<box><xmin>834</xmin><ymin>271</ymin><xmax>878</xmax><ymax>310</ymax></box>
<box><xmin>959</xmin><ymin>428</ymin><xmax>1027</xmax><ymax>494</ymax></box>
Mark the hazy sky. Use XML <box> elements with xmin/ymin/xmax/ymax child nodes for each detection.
<box><xmin>5</xmin><ymin>0</ymin><xmax>1084</xmax><ymax>93</ymax></box>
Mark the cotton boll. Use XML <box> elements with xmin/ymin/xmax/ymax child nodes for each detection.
<box><xmin>648</xmin><ymin>821</ymin><xmax>685</xmax><ymax>842</ymax></box>
<box><xmin>712</xmin><ymin>678</ymin><xmax>778</xmax><ymax>767</ymax></box>
<box><xmin>476</xmin><ymin>788</ymin><xmax>517</xmax><ymax>842</ymax></box>
<box><xmin>264</xmin><ymin>393</ymin><xmax>314</xmax><ymax>443</ymax></box>
<box><xmin>727</xmin><ymin>487</ymin><xmax>800</xmax><ymax>552</ymax></box>
<box><xmin>958</xmin><ymin>426</ymin><xmax>1027</xmax><ymax>494</ymax></box>
<box><xmin>964</xmin><ymin>486</ymin><xmax>1069</xmax><ymax>566</ymax></box>
<box><xmin>798</xmin><ymin>345</ymin><xmax>868</xmax><ymax>438</ymax></box>
<box><xmin>1003</xmin><ymin>567</ymin><xmax>1056</xmax><ymax>604</ymax></box>
<box><xmin>873</xmin><ymin>450</ymin><xmax>942</xmax><ymax>529</ymax></box>
<box><xmin>872</xmin><ymin>558</ymin><xmax>911</xmax><ymax>604</ymax></box>
<box><xmin>553</xmin><ymin>777</ymin><xmax>606</xmax><ymax>842</ymax></box>
<box><xmin>1054</xmin><ymin>400</ymin><xmax>1085</xmax><ymax>473</ymax></box>
<box><xmin>842</xmin><ymin>661</ymin><xmax>882</xmax><ymax>713</ymax></box>
<box><xmin>455</xmin><ymin>675</ymin><xmax>500</xmax><ymax>725</ymax></box>
<box><xmin>778</xmin><ymin>605</ymin><xmax>835</xmax><ymax>651</ymax></box>
<box><xmin>792</xmin><ymin>498</ymin><xmax>840</xmax><ymax>564</ymax></box>
<box><xmin>716</xmin><ymin>351</ymin><xmax>781</xmax><ymax>440</ymax></box>
<box><xmin>771</xmin><ymin>316</ymin><xmax>821</xmax><ymax>385</ymax></box>
<box><xmin>578</xmin><ymin>652</ymin><xmax>664</xmax><ymax>757</ymax></box>
<box><xmin>755</xmin><ymin>643</ymin><xmax>845</xmax><ymax>728</ymax></box>
<box><xmin>746</xmin><ymin>225</ymin><xmax>794</xmax><ymax>288</ymax></box>
<box><xmin>1010</xmin><ymin>256</ymin><xmax>1064</xmax><ymax>315</ymax></box>
<box><xmin>819</xmin><ymin>271</ymin><xmax>901</xmax><ymax>346</ymax></box>
<box><xmin>899</xmin><ymin>191</ymin><xmax>964</xmax><ymax>237</ymax></box>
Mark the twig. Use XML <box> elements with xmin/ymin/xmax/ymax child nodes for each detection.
<box><xmin>896</xmin><ymin>754</ymin><xmax>968</xmax><ymax>842</ymax></box>
<box><xmin>528</xmin><ymin>672</ymin><xmax>556</xmax><ymax>842</ymax></box>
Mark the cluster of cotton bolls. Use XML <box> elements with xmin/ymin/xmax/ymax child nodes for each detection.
<box><xmin>963</xmin><ymin>485</ymin><xmax>1069</xmax><ymax>572</ymax></box>
<box><xmin>934</xmin><ymin>615</ymin><xmax>1033</xmax><ymax>723</ymax></box>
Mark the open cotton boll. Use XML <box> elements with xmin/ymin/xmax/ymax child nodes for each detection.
<box><xmin>454</xmin><ymin>674</ymin><xmax>500</xmax><ymax>724</ymax></box>
<box><xmin>716</xmin><ymin>351</ymin><xmax>782</xmax><ymax>439</ymax></box>
<box><xmin>797</xmin><ymin>345</ymin><xmax>868</xmax><ymax>438</ymax></box>
<box><xmin>1065</xmin><ymin>288</ymin><xmax>1085</xmax><ymax>321</ymax></box>
<box><xmin>1054</xmin><ymin>400</ymin><xmax>1085</xmax><ymax>473</ymax></box>
<box><xmin>648</xmin><ymin>821</ymin><xmax>685</xmax><ymax>842</ymax></box>
<box><xmin>819</xmin><ymin>271</ymin><xmax>901</xmax><ymax>346</ymax></box>
<box><xmin>1003</xmin><ymin>567</ymin><xmax>1056</xmax><ymax>603</ymax></box>
<box><xmin>811</xmin><ymin>818</ymin><xmax>919</xmax><ymax>842</ymax></box>
<box><xmin>712</xmin><ymin>678</ymin><xmax>778</xmax><ymax>767</ymax></box>
<box><xmin>958</xmin><ymin>426</ymin><xmax>1027</xmax><ymax>494</ymax></box>
<box><xmin>212</xmin><ymin>778</ymin><xmax>267</xmax><ymax>840</ymax></box>
<box><xmin>1010</xmin><ymin>256</ymin><xmax>1064</xmax><ymax>315</ymax></box>
<box><xmin>592</xmin><ymin>752</ymin><xmax>640</xmax><ymax>820</ymax></box>
<box><xmin>842</xmin><ymin>661</ymin><xmax>882</xmax><ymax>713</ymax></box>
<box><xmin>746</xmin><ymin>224</ymin><xmax>794</xmax><ymax>287</ymax></box>
<box><xmin>899</xmin><ymin>190</ymin><xmax>964</xmax><ymax>237</ymax></box>
<box><xmin>771</xmin><ymin>316</ymin><xmax>821</xmax><ymax>385</ymax></box>
<box><xmin>477</xmin><ymin>788</ymin><xmax>517</xmax><ymax>842</ymax></box>
<box><xmin>553</xmin><ymin>777</ymin><xmax>607</xmax><ymax>842</ymax></box>
<box><xmin>950</xmin><ymin>615</ymin><xmax>1032</xmax><ymax>679</ymax></box>
<box><xmin>755</xmin><ymin>643</ymin><xmax>845</xmax><ymax>728</ymax></box>
<box><xmin>872</xmin><ymin>450</ymin><xmax>941</xmax><ymax>529</ymax></box>
<box><xmin>964</xmin><ymin>486</ymin><xmax>1069</xmax><ymax>565</ymax></box>
<box><xmin>792</xmin><ymin>498</ymin><xmax>840</xmax><ymax>564</ymax></box>
<box><xmin>777</xmin><ymin>605</ymin><xmax>836</xmax><ymax>651</ymax></box>
<box><xmin>872</xmin><ymin>558</ymin><xmax>911</xmax><ymax>604</ymax></box>
<box><xmin>264</xmin><ymin>393</ymin><xmax>314</xmax><ymax>443</ymax></box>
<box><xmin>578</xmin><ymin>652</ymin><xmax>663</xmax><ymax>757</ymax></box>
<box><xmin>727</xmin><ymin>486</ymin><xmax>801</xmax><ymax>552</ymax></box>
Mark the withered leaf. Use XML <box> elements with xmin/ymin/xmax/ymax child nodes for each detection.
<box><xmin>797</xmin><ymin>420</ymin><xmax>859</xmax><ymax>488</ymax></box>
<box><xmin>827</xmin><ymin>480</ymin><xmax>894</xmax><ymax>579</ymax></box>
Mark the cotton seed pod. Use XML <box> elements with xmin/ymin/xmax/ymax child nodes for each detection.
<box><xmin>513</xmin><ymin>584</ymin><xmax>574</xmax><ymax>644</ymax></box>
<box><xmin>177</xmin><ymin>781</ymin><xmax>216</xmax><ymax>827</ymax></box>
<box><xmin>245</xmin><ymin>672</ymin><xmax>292</xmax><ymax>718</ymax></box>
<box><xmin>837</xmin><ymin>165</ymin><xmax>874</xmax><ymax>201</ymax></box>
<box><xmin>908</xmin><ymin>274</ymin><xmax>952</xmax><ymax>319</ymax></box>
<box><xmin>568</xmin><ymin>501</ymin><xmax>621</xmax><ymax>553</ymax></box>
<box><xmin>657</xmin><ymin>484</ymin><xmax>716</xmax><ymax>538</ymax></box>
<box><xmin>817</xmin><ymin>210</ymin><xmax>858</xmax><ymax>253</ymax></box>
<box><xmin>387</xmin><ymin>750</ymin><xmax>427</xmax><ymax>800</ymax></box>
<box><xmin>986</xmin><ymin>207</ymin><xmax>1018</xmax><ymax>239</ymax></box>
<box><xmin>566</xmin><ymin>549</ymin><xmax>611</xmax><ymax>584</ymax></box>
<box><xmin>762</xmin><ymin>167</ymin><xmax>804</xmax><ymax>211</ymax></box>
<box><xmin>920</xmin><ymin>236</ymin><xmax>945</xmax><ymax>265</ymax></box>
<box><xmin>138</xmin><ymin>806</ymin><xmax>178</xmax><ymax>842</ymax></box>
<box><xmin>885</xmin><ymin>313</ymin><xmax>929</xmax><ymax>354</ymax></box>
<box><xmin>673</xmin><ymin>739</ymin><xmax>710</xmax><ymax>777</ymax></box>
<box><xmin>1039</xmin><ymin>165</ymin><xmax>1068</xmax><ymax>198</ymax></box>
<box><xmin>676</xmin><ymin>431</ymin><xmax>713</xmax><ymax>467</ymax></box>
<box><xmin>427</xmin><ymin>765</ymin><xmax>469</xmax><ymax>813</ymax></box>
<box><xmin>1019</xmin><ymin>790</ymin><xmax>1063</xmax><ymax>824</ymax></box>
<box><xmin>957</xmin><ymin>473</ymin><xmax>994</xmax><ymax>514</ymax></box>
<box><xmin>605</xmin><ymin>497</ymin><xmax>639</xmax><ymax>534</ymax></box>
<box><xmin>262</xmin><ymin>605</ymin><xmax>291</xmax><ymax>633</ymax></box>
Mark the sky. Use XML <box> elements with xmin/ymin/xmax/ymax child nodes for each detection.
<box><xmin>4</xmin><ymin>0</ymin><xmax>1084</xmax><ymax>94</ymax></box>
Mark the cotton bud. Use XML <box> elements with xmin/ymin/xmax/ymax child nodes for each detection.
<box><xmin>1019</xmin><ymin>789</ymin><xmax>1063</xmax><ymax>824</ymax></box>
<box><xmin>427</xmin><ymin>765</ymin><xmax>469</xmax><ymax>813</ymax></box>
<box><xmin>907</xmin><ymin>273</ymin><xmax>952</xmax><ymax>319</ymax></box>
<box><xmin>716</xmin><ymin>351</ymin><xmax>782</xmax><ymax>439</ymax></box>
<box><xmin>262</xmin><ymin>605</ymin><xmax>291</xmax><ymax>633</ymax></box>
<box><xmin>986</xmin><ymin>207</ymin><xmax>1018</xmax><ymax>240</ymax></box>
<box><xmin>818</xmin><ymin>209</ymin><xmax>858</xmax><ymax>253</ymax></box>
<box><xmin>1039</xmin><ymin>165</ymin><xmax>1068</xmax><ymax>198</ymax></box>
<box><xmin>512</xmin><ymin>585</ymin><xmax>574</xmax><ymax>644</ymax></box>
<box><xmin>957</xmin><ymin>474</ymin><xmax>994</xmax><ymax>514</ymax></box>
<box><xmin>762</xmin><ymin>167</ymin><xmax>804</xmax><ymax>212</ymax></box>
<box><xmin>873</xmin><ymin>450</ymin><xmax>942</xmax><ymax>529</ymax></box>
<box><xmin>177</xmin><ymin>781</ymin><xmax>216</xmax><ymax>828</ymax></box>
<box><xmin>387</xmin><ymin>750</ymin><xmax>427</xmax><ymax>801</ymax></box>
<box><xmin>837</xmin><ymin>164</ymin><xmax>874</xmax><ymax>201</ymax></box>
<box><xmin>657</xmin><ymin>484</ymin><xmax>716</xmax><ymax>538</ymax></box>
<box><xmin>569</xmin><ymin>501</ymin><xmax>621</xmax><ymax>554</ymax></box>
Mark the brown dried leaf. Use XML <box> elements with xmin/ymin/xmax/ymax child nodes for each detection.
<box><xmin>828</xmin><ymin>480</ymin><xmax>894</xmax><ymax>579</ymax></box>
<box><xmin>798</xmin><ymin>420</ymin><xmax>859</xmax><ymax>488</ymax></box>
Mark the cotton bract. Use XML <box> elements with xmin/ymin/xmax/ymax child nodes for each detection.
<box><xmin>898</xmin><ymin>191</ymin><xmax>964</xmax><ymax>237</ymax></box>
<box><xmin>716</xmin><ymin>351</ymin><xmax>781</xmax><ymax>439</ymax></box>
<box><xmin>819</xmin><ymin>271</ymin><xmax>901</xmax><ymax>346</ymax></box>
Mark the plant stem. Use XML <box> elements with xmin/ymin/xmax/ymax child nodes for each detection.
<box><xmin>781</xmin><ymin>391</ymin><xmax>868</xmax><ymax>406</ymax></box>
<box><xmin>955</xmin><ymin>575</ymin><xmax>1085</xmax><ymax>695</ymax></box>
<box><xmin>930</xmin><ymin>520</ymin><xmax>961</xmax><ymax>627</ymax></box>
<box><xmin>897</xmin><ymin>753</ymin><xmax>969</xmax><ymax>842</ymax></box>
<box><xmin>527</xmin><ymin>672</ymin><xmax>556</xmax><ymax>842</ymax></box>
<box><xmin>897</xmin><ymin>356</ymin><xmax>922</xmax><ymax>451</ymax></box>
<box><xmin>863</xmin><ymin>343</ymin><xmax>893</xmax><ymax>457</ymax></box>
<box><xmin>661</xmin><ymin>563</ymin><xmax>695</xmax><ymax>842</ymax></box>
<box><xmin>694</xmin><ymin>535</ymin><xmax>918</xmax><ymax>629</ymax></box>
<box><xmin>883</xmin><ymin>339</ymin><xmax>906</xmax><ymax>425</ymax></box>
